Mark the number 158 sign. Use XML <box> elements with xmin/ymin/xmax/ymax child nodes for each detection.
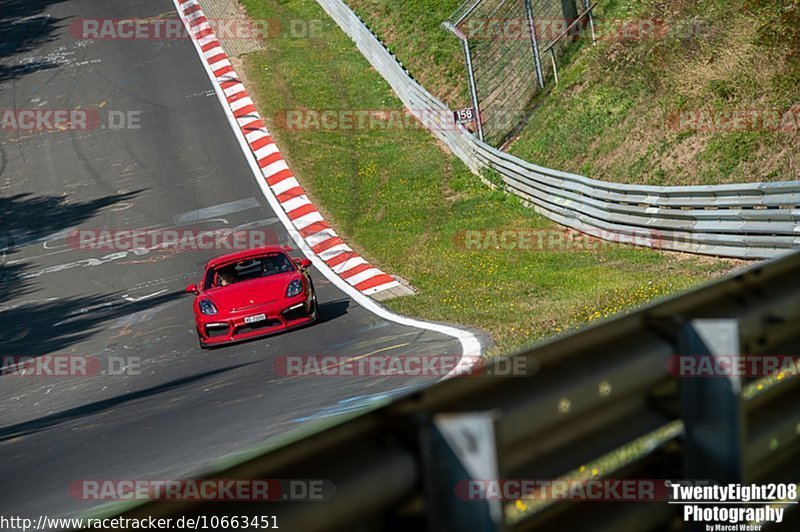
<box><xmin>453</xmin><ymin>107</ymin><xmax>477</xmax><ymax>125</ymax></box>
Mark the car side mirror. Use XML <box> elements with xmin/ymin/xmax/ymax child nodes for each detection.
<box><xmin>293</xmin><ymin>258</ymin><xmax>312</xmax><ymax>270</ymax></box>
<box><xmin>185</xmin><ymin>284</ymin><xmax>199</xmax><ymax>295</ymax></box>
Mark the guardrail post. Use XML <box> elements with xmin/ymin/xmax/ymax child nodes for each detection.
<box><xmin>679</xmin><ymin>319</ymin><xmax>745</xmax><ymax>484</ymax></box>
<box><xmin>420</xmin><ymin>411</ymin><xmax>504</xmax><ymax>531</ymax></box>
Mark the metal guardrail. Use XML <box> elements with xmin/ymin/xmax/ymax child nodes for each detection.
<box><xmin>313</xmin><ymin>0</ymin><xmax>800</xmax><ymax>260</ymax></box>
<box><xmin>114</xmin><ymin>248</ymin><xmax>800</xmax><ymax>531</ymax></box>
<box><xmin>102</xmin><ymin>7</ymin><xmax>800</xmax><ymax>529</ymax></box>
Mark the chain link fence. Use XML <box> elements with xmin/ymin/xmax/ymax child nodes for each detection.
<box><xmin>445</xmin><ymin>0</ymin><xmax>593</xmax><ymax>146</ymax></box>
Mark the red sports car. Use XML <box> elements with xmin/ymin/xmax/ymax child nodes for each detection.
<box><xmin>186</xmin><ymin>247</ymin><xmax>318</xmax><ymax>348</ymax></box>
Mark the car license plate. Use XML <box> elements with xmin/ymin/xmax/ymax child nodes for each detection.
<box><xmin>244</xmin><ymin>313</ymin><xmax>266</xmax><ymax>324</ymax></box>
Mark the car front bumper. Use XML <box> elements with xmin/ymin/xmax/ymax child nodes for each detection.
<box><xmin>195</xmin><ymin>294</ymin><xmax>315</xmax><ymax>347</ymax></box>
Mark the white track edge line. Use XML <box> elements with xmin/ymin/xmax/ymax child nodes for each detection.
<box><xmin>173</xmin><ymin>0</ymin><xmax>481</xmax><ymax>379</ymax></box>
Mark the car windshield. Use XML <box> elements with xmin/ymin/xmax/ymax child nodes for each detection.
<box><xmin>205</xmin><ymin>253</ymin><xmax>294</xmax><ymax>289</ymax></box>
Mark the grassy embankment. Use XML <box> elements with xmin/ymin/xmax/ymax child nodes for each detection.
<box><xmin>237</xmin><ymin>0</ymin><xmax>738</xmax><ymax>354</ymax></box>
<box><xmin>347</xmin><ymin>0</ymin><xmax>800</xmax><ymax>185</ymax></box>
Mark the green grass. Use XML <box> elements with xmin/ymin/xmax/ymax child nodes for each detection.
<box><xmin>345</xmin><ymin>0</ymin><xmax>470</xmax><ymax>106</ymax></box>
<box><xmin>344</xmin><ymin>0</ymin><xmax>800</xmax><ymax>185</ymax></box>
<box><xmin>237</xmin><ymin>0</ymin><xmax>739</xmax><ymax>354</ymax></box>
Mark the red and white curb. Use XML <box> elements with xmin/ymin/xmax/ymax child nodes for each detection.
<box><xmin>177</xmin><ymin>0</ymin><xmax>402</xmax><ymax>298</ymax></box>
<box><xmin>174</xmin><ymin>0</ymin><xmax>481</xmax><ymax>376</ymax></box>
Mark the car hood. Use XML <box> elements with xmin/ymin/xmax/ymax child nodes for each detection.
<box><xmin>205</xmin><ymin>273</ymin><xmax>300</xmax><ymax>313</ymax></box>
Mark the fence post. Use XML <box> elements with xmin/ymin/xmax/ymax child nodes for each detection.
<box><xmin>524</xmin><ymin>0</ymin><xmax>546</xmax><ymax>89</ymax></box>
<box><xmin>442</xmin><ymin>22</ymin><xmax>485</xmax><ymax>141</ymax></box>
<box><xmin>582</xmin><ymin>0</ymin><xmax>597</xmax><ymax>45</ymax></box>
<box><xmin>420</xmin><ymin>411</ymin><xmax>504</xmax><ymax>531</ymax></box>
<box><xmin>678</xmin><ymin>319</ymin><xmax>745</xmax><ymax>484</ymax></box>
<box><xmin>549</xmin><ymin>48</ymin><xmax>559</xmax><ymax>85</ymax></box>
<box><xmin>462</xmin><ymin>38</ymin><xmax>485</xmax><ymax>141</ymax></box>
<box><xmin>454</xmin><ymin>0</ymin><xmax>484</xmax><ymax>27</ymax></box>
<box><xmin>561</xmin><ymin>0</ymin><xmax>579</xmax><ymax>31</ymax></box>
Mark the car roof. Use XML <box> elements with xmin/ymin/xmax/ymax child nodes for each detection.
<box><xmin>205</xmin><ymin>246</ymin><xmax>290</xmax><ymax>270</ymax></box>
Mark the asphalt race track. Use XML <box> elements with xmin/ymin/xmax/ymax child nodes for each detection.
<box><xmin>0</xmin><ymin>0</ymin><xmax>472</xmax><ymax>520</ymax></box>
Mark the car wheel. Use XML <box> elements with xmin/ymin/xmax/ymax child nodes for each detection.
<box><xmin>310</xmin><ymin>291</ymin><xmax>319</xmax><ymax>321</ymax></box>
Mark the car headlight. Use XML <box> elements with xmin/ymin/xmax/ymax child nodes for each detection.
<box><xmin>199</xmin><ymin>299</ymin><xmax>218</xmax><ymax>316</ymax></box>
<box><xmin>286</xmin><ymin>279</ymin><xmax>303</xmax><ymax>298</ymax></box>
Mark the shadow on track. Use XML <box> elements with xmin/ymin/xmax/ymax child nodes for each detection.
<box><xmin>317</xmin><ymin>298</ymin><xmax>350</xmax><ymax>324</ymax></box>
<box><xmin>0</xmin><ymin>290</ymin><xmax>183</xmax><ymax>358</ymax></box>
<box><xmin>0</xmin><ymin>191</ymin><xmax>141</xmax><ymax>250</ymax></box>
<box><xmin>0</xmin><ymin>190</ymin><xmax>156</xmax><ymax>358</ymax></box>
<box><xmin>0</xmin><ymin>190</ymin><xmax>143</xmax><ymax>300</ymax></box>
<box><xmin>0</xmin><ymin>0</ymin><xmax>69</xmax><ymax>84</ymax></box>
<box><xmin>0</xmin><ymin>363</ymin><xmax>258</xmax><ymax>441</ymax></box>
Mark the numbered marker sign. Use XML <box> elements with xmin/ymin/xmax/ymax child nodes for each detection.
<box><xmin>453</xmin><ymin>107</ymin><xmax>476</xmax><ymax>125</ymax></box>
